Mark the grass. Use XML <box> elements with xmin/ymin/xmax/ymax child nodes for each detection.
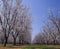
<box><xmin>22</xmin><ymin>45</ymin><xmax>60</xmax><ymax>49</ymax></box>
<box><xmin>0</xmin><ymin>44</ymin><xmax>60</xmax><ymax>49</ymax></box>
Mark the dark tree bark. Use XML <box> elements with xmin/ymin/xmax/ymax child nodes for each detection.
<box><xmin>4</xmin><ymin>36</ymin><xmax>8</xmax><ymax>46</ymax></box>
<box><xmin>13</xmin><ymin>38</ymin><xmax>16</xmax><ymax>45</ymax></box>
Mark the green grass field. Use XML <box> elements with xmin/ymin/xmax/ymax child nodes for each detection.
<box><xmin>0</xmin><ymin>44</ymin><xmax>60</xmax><ymax>49</ymax></box>
<box><xmin>22</xmin><ymin>45</ymin><xmax>60</xmax><ymax>49</ymax></box>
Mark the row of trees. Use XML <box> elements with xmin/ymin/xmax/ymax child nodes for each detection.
<box><xmin>0</xmin><ymin>0</ymin><xmax>60</xmax><ymax>46</ymax></box>
<box><xmin>0</xmin><ymin>0</ymin><xmax>32</xmax><ymax>46</ymax></box>
<box><xmin>33</xmin><ymin>11</ymin><xmax>60</xmax><ymax>45</ymax></box>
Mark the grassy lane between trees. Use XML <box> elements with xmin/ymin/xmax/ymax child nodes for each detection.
<box><xmin>0</xmin><ymin>44</ymin><xmax>60</xmax><ymax>49</ymax></box>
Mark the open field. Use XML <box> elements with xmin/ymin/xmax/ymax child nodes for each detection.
<box><xmin>0</xmin><ymin>44</ymin><xmax>60</xmax><ymax>49</ymax></box>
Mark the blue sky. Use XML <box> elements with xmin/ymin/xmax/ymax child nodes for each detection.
<box><xmin>23</xmin><ymin>0</ymin><xmax>60</xmax><ymax>39</ymax></box>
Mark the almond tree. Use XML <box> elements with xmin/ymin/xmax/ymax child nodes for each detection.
<box><xmin>0</xmin><ymin>0</ymin><xmax>32</xmax><ymax>46</ymax></box>
<box><xmin>18</xmin><ymin>6</ymin><xmax>32</xmax><ymax>44</ymax></box>
<box><xmin>34</xmin><ymin>11</ymin><xmax>60</xmax><ymax>45</ymax></box>
<box><xmin>0</xmin><ymin>0</ymin><xmax>14</xmax><ymax>46</ymax></box>
<box><xmin>0</xmin><ymin>0</ymin><xmax>22</xmax><ymax>46</ymax></box>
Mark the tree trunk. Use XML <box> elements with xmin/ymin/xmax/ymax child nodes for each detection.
<box><xmin>54</xmin><ymin>40</ymin><xmax>56</xmax><ymax>45</ymax></box>
<box><xmin>13</xmin><ymin>38</ymin><xmax>16</xmax><ymax>45</ymax></box>
<box><xmin>4</xmin><ymin>37</ymin><xmax>8</xmax><ymax>47</ymax></box>
<box><xmin>2</xmin><ymin>41</ymin><xmax>4</xmax><ymax>44</ymax></box>
<box><xmin>19</xmin><ymin>39</ymin><xmax>21</xmax><ymax>44</ymax></box>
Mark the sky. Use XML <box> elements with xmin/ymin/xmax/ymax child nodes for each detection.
<box><xmin>23</xmin><ymin>0</ymin><xmax>60</xmax><ymax>40</ymax></box>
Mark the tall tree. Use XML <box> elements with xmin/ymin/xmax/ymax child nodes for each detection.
<box><xmin>0</xmin><ymin>0</ymin><xmax>14</xmax><ymax>46</ymax></box>
<box><xmin>0</xmin><ymin>0</ymin><xmax>32</xmax><ymax>46</ymax></box>
<box><xmin>18</xmin><ymin>6</ymin><xmax>32</xmax><ymax>44</ymax></box>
